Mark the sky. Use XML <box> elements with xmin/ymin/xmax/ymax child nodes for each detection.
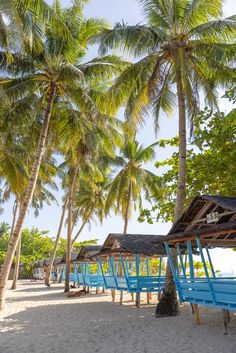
<box><xmin>2</xmin><ymin>0</ymin><xmax>236</xmax><ymax>273</ymax></box>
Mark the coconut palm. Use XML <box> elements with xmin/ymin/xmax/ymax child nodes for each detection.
<box><xmin>106</xmin><ymin>140</ymin><xmax>160</xmax><ymax>234</ymax></box>
<box><xmin>0</xmin><ymin>1</ymin><xmax>127</xmax><ymax>309</ymax></box>
<box><xmin>95</xmin><ymin>0</ymin><xmax>236</xmax><ymax>315</ymax></box>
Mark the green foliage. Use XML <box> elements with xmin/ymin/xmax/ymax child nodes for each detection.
<box><xmin>139</xmin><ymin>107</ymin><xmax>236</xmax><ymax>223</ymax></box>
<box><xmin>106</xmin><ymin>139</ymin><xmax>161</xmax><ymax>223</ymax></box>
<box><xmin>0</xmin><ymin>223</ymin><xmax>97</xmax><ymax>275</ymax></box>
<box><xmin>94</xmin><ymin>0</ymin><xmax>236</xmax><ymax>133</ymax></box>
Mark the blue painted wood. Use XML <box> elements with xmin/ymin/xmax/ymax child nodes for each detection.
<box><xmin>158</xmin><ymin>256</ymin><xmax>162</xmax><ymax>291</ymax></box>
<box><xmin>205</xmin><ymin>245</ymin><xmax>216</xmax><ymax>279</ymax></box>
<box><xmin>196</xmin><ymin>237</ymin><xmax>216</xmax><ymax>305</ymax></box>
<box><xmin>187</xmin><ymin>240</ymin><xmax>194</xmax><ymax>281</ymax></box>
<box><xmin>165</xmin><ymin>238</ymin><xmax>236</xmax><ymax>312</ymax></box>
<box><xmin>146</xmin><ymin>257</ymin><xmax>150</xmax><ymax>276</ymax></box>
<box><xmin>177</xmin><ymin>245</ymin><xmax>186</xmax><ymax>279</ymax></box>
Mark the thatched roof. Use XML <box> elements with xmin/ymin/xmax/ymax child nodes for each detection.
<box><xmin>43</xmin><ymin>256</ymin><xmax>62</xmax><ymax>267</ymax></box>
<box><xmin>94</xmin><ymin>233</ymin><xmax>167</xmax><ymax>258</ymax></box>
<box><xmin>73</xmin><ymin>245</ymin><xmax>103</xmax><ymax>262</ymax></box>
<box><xmin>162</xmin><ymin>195</ymin><xmax>236</xmax><ymax>247</ymax></box>
<box><xmin>34</xmin><ymin>260</ymin><xmax>44</xmax><ymax>268</ymax></box>
<box><xmin>60</xmin><ymin>252</ymin><xmax>79</xmax><ymax>264</ymax></box>
<box><xmin>169</xmin><ymin>195</ymin><xmax>236</xmax><ymax>234</ymax></box>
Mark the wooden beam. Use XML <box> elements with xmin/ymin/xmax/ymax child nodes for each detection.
<box><xmin>185</xmin><ymin>202</ymin><xmax>213</xmax><ymax>231</ymax></box>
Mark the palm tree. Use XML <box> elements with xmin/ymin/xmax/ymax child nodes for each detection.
<box><xmin>0</xmin><ymin>2</ymin><xmax>127</xmax><ymax>309</ymax></box>
<box><xmin>95</xmin><ymin>0</ymin><xmax>236</xmax><ymax>315</ymax></box>
<box><xmin>106</xmin><ymin>140</ymin><xmax>160</xmax><ymax>234</ymax></box>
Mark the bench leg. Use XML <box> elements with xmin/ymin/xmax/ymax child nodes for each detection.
<box><xmin>102</xmin><ymin>287</ymin><xmax>105</xmax><ymax>293</ymax></box>
<box><xmin>131</xmin><ymin>292</ymin><xmax>134</xmax><ymax>302</ymax></box>
<box><xmin>136</xmin><ymin>292</ymin><xmax>141</xmax><ymax>308</ymax></box>
<box><xmin>146</xmin><ymin>292</ymin><xmax>150</xmax><ymax>305</ymax></box>
<box><xmin>192</xmin><ymin>304</ymin><xmax>201</xmax><ymax>325</ymax></box>
<box><xmin>96</xmin><ymin>287</ymin><xmax>99</xmax><ymax>295</ymax></box>
<box><xmin>120</xmin><ymin>291</ymin><xmax>123</xmax><ymax>305</ymax></box>
<box><xmin>111</xmin><ymin>289</ymin><xmax>115</xmax><ymax>302</ymax></box>
<box><xmin>223</xmin><ymin>309</ymin><xmax>230</xmax><ymax>335</ymax></box>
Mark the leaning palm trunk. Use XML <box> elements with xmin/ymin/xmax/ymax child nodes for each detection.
<box><xmin>10</xmin><ymin>199</ymin><xmax>19</xmax><ymax>240</ymax></box>
<box><xmin>65</xmin><ymin>166</ymin><xmax>79</xmax><ymax>293</ymax></box>
<box><xmin>11</xmin><ymin>199</ymin><xmax>20</xmax><ymax>290</ymax></box>
<box><xmin>0</xmin><ymin>84</ymin><xmax>56</xmax><ymax>310</ymax></box>
<box><xmin>156</xmin><ymin>60</ymin><xmax>186</xmax><ymax>316</ymax></box>
<box><xmin>11</xmin><ymin>235</ymin><xmax>21</xmax><ymax>290</ymax></box>
<box><xmin>72</xmin><ymin>208</ymin><xmax>93</xmax><ymax>245</ymax></box>
<box><xmin>123</xmin><ymin>182</ymin><xmax>132</xmax><ymax>234</ymax></box>
<box><xmin>45</xmin><ymin>196</ymin><xmax>68</xmax><ymax>286</ymax></box>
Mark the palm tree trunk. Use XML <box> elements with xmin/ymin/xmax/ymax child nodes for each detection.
<box><xmin>45</xmin><ymin>196</ymin><xmax>68</xmax><ymax>286</ymax></box>
<box><xmin>72</xmin><ymin>208</ymin><xmax>93</xmax><ymax>245</ymax></box>
<box><xmin>123</xmin><ymin>181</ymin><xmax>132</xmax><ymax>234</ymax></box>
<box><xmin>10</xmin><ymin>199</ymin><xmax>19</xmax><ymax>240</ymax></box>
<box><xmin>0</xmin><ymin>84</ymin><xmax>56</xmax><ymax>310</ymax></box>
<box><xmin>156</xmin><ymin>60</ymin><xmax>186</xmax><ymax>317</ymax></box>
<box><xmin>11</xmin><ymin>235</ymin><xmax>21</xmax><ymax>290</ymax></box>
<box><xmin>65</xmin><ymin>166</ymin><xmax>79</xmax><ymax>293</ymax></box>
<box><xmin>11</xmin><ymin>199</ymin><xmax>21</xmax><ymax>290</ymax></box>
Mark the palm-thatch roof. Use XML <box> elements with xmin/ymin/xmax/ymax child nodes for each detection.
<box><xmin>94</xmin><ymin>233</ymin><xmax>166</xmax><ymax>258</ymax></box>
<box><xmin>73</xmin><ymin>245</ymin><xmax>103</xmax><ymax>262</ymax></box>
<box><xmin>162</xmin><ymin>195</ymin><xmax>236</xmax><ymax>247</ymax></box>
<box><xmin>59</xmin><ymin>252</ymin><xmax>79</xmax><ymax>264</ymax></box>
<box><xmin>43</xmin><ymin>257</ymin><xmax>62</xmax><ymax>267</ymax></box>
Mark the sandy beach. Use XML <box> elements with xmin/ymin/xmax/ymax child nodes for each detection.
<box><xmin>0</xmin><ymin>280</ymin><xmax>235</xmax><ymax>353</ymax></box>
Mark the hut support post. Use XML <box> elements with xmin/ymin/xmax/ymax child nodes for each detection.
<box><xmin>176</xmin><ymin>245</ymin><xmax>186</xmax><ymax>279</ymax></box>
<box><xmin>158</xmin><ymin>256</ymin><xmax>162</xmax><ymax>298</ymax></box>
<box><xmin>196</xmin><ymin>237</ymin><xmax>216</xmax><ymax>304</ymax></box>
<box><xmin>187</xmin><ymin>240</ymin><xmax>194</xmax><ymax>281</ymax></box>
<box><xmin>192</xmin><ymin>304</ymin><xmax>201</xmax><ymax>325</ymax></box>
<box><xmin>205</xmin><ymin>246</ymin><xmax>216</xmax><ymax>278</ymax></box>
<box><xmin>110</xmin><ymin>257</ymin><xmax>117</xmax><ymax>303</ymax></box>
<box><xmin>135</xmin><ymin>255</ymin><xmax>140</xmax><ymax>308</ymax></box>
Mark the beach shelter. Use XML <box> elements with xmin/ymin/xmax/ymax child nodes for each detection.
<box><xmin>59</xmin><ymin>252</ymin><xmax>79</xmax><ymax>283</ymax></box>
<box><xmin>73</xmin><ymin>245</ymin><xmax>103</xmax><ymax>291</ymax></box>
<box><xmin>162</xmin><ymin>195</ymin><xmax>236</xmax><ymax>332</ymax></box>
<box><xmin>32</xmin><ymin>260</ymin><xmax>44</xmax><ymax>280</ymax></box>
<box><xmin>94</xmin><ymin>233</ymin><xmax>167</xmax><ymax>307</ymax></box>
<box><xmin>43</xmin><ymin>257</ymin><xmax>62</xmax><ymax>282</ymax></box>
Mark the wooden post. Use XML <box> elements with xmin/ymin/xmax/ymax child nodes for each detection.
<box><xmin>223</xmin><ymin>309</ymin><xmax>230</xmax><ymax>335</ymax></box>
<box><xmin>120</xmin><ymin>291</ymin><xmax>123</xmax><ymax>305</ymax></box>
<box><xmin>111</xmin><ymin>289</ymin><xmax>115</xmax><ymax>302</ymax></box>
<box><xmin>131</xmin><ymin>292</ymin><xmax>134</xmax><ymax>301</ymax></box>
<box><xmin>96</xmin><ymin>287</ymin><xmax>99</xmax><ymax>295</ymax></box>
<box><xmin>146</xmin><ymin>292</ymin><xmax>150</xmax><ymax>305</ymax></box>
<box><xmin>102</xmin><ymin>287</ymin><xmax>105</xmax><ymax>293</ymax></box>
<box><xmin>158</xmin><ymin>291</ymin><xmax>161</xmax><ymax>301</ymax></box>
<box><xmin>136</xmin><ymin>292</ymin><xmax>141</xmax><ymax>308</ymax></box>
<box><xmin>192</xmin><ymin>304</ymin><xmax>201</xmax><ymax>325</ymax></box>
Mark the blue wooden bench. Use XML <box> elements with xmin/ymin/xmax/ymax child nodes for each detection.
<box><xmin>165</xmin><ymin>237</ymin><xmax>236</xmax><ymax>311</ymax></box>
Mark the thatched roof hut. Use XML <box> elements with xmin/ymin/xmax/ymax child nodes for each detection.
<box><xmin>74</xmin><ymin>245</ymin><xmax>103</xmax><ymax>262</ymax></box>
<box><xmin>59</xmin><ymin>252</ymin><xmax>79</xmax><ymax>264</ymax></box>
<box><xmin>43</xmin><ymin>257</ymin><xmax>62</xmax><ymax>267</ymax></box>
<box><xmin>161</xmin><ymin>195</ymin><xmax>236</xmax><ymax>247</ymax></box>
<box><xmin>94</xmin><ymin>233</ymin><xmax>166</xmax><ymax>259</ymax></box>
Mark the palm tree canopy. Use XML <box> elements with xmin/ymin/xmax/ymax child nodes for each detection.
<box><xmin>94</xmin><ymin>0</ymin><xmax>236</xmax><ymax>132</ymax></box>
<box><xmin>106</xmin><ymin>139</ymin><xmax>161</xmax><ymax>220</ymax></box>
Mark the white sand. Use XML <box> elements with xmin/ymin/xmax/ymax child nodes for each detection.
<box><xmin>0</xmin><ymin>280</ymin><xmax>235</xmax><ymax>353</ymax></box>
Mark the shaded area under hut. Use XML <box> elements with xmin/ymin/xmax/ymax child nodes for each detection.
<box><xmin>155</xmin><ymin>195</ymin><xmax>236</xmax><ymax>333</ymax></box>
<box><xmin>92</xmin><ymin>233</ymin><xmax>167</xmax><ymax>307</ymax></box>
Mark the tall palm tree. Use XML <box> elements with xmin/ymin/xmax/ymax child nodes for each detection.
<box><xmin>95</xmin><ymin>0</ymin><xmax>236</xmax><ymax>315</ymax></box>
<box><xmin>106</xmin><ymin>140</ymin><xmax>160</xmax><ymax>234</ymax></box>
<box><xmin>0</xmin><ymin>2</ymin><xmax>127</xmax><ymax>309</ymax></box>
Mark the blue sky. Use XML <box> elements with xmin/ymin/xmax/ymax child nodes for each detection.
<box><xmin>2</xmin><ymin>0</ymin><xmax>236</xmax><ymax>271</ymax></box>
